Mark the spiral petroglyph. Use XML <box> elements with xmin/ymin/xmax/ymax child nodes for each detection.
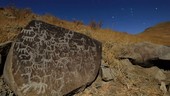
<box><xmin>3</xmin><ymin>20</ymin><xmax>102</xmax><ymax>96</ymax></box>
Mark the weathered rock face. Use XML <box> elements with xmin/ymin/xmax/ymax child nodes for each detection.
<box><xmin>118</xmin><ymin>42</ymin><xmax>170</xmax><ymax>68</ymax></box>
<box><xmin>3</xmin><ymin>20</ymin><xmax>102</xmax><ymax>96</ymax></box>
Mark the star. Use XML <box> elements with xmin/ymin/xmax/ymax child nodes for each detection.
<box><xmin>112</xmin><ymin>16</ymin><xmax>115</xmax><ymax>19</ymax></box>
<box><xmin>130</xmin><ymin>8</ymin><xmax>134</xmax><ymax>16</ymax></box>
<box><xmin>154</xmin><ymin>8</ymin><xmax>158</xmax><ymax>13</ymax></box>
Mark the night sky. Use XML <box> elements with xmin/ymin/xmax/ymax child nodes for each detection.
<box><xmin>1</xmin><ymin>0</ymin><xmax>170</xmax><ymax>34</ymax></box>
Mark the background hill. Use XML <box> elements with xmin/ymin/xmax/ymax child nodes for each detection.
<box><xmin>138</xmin><ymin>22</ymin><xmax>170</xmax><ymax>46</ymax></box>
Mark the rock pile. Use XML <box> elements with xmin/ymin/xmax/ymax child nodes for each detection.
<box><xmin>117</xmin><ymin>42</ymin><xmax>170</xmax><ymax>95</ymax></box>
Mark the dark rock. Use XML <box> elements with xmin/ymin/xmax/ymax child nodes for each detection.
<box><xmin>3</xmin><ymin>20</ymin><xmax>102</xmax><ymax>96</ymax></box>
<box><xmin>118</xmin><ymin>42</ymin><xmax>170</xmax><ymax>68</ymax></box>
<box><xmin>0</xmin><ymin>41</ymin><xmax>12</xmax><ymax>76</ymax></box>
<box><xmin>0</xmin><ymin>7</ymin><xmax>4</xmax><ymax>10</ymax></box>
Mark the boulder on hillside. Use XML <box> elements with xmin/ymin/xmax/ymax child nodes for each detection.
<box><xmin>3</xmin><ymin>20</ymin><xmax>102</xmax><ymax>96</ymax></box>
<box><xmin>118</xmin><ymin>42</ymin><xmax>170</xmax><ymax>68</ymax></box>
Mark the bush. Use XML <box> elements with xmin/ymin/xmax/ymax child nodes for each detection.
<box><xmin>73</xmin><ymin>20</ymin><xmax>84</xmax><ymax>26</ymax></box>
<box><xmin>89</xmin><ymin>20</ymin><xmax>102</xmax><ymax>30</ymax></box>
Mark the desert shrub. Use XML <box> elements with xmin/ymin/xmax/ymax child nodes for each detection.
<box><xmin>89</xmin><ymin>20</ymin><xmax>102</xmax><ymax>30</ymax></box>
<box><xmin>5</xmin><ymin>6</ymin><xmax>32</xmax><ymax>19</ymax></box>
<box><xmin>144</xmin><ymin>27</ymin><xmax>152</xmax><ymax>31</ymax></box>
<box><xmin>73</xmin><ymin>20</ymin><xmax>84</xmax><ymax>26</ymax></box>
<box><xmin>43</xmin><ymin>13</ymin><xmax>60</xmax><ymax>24</ymax></box>
<box><xmin>20</xmin><ymin>8</ymin><xmax>32</xmax><ymax>17</ymax></box>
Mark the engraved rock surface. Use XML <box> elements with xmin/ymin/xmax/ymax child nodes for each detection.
<box><xmin>3</xmin><ymin>20</ymin><xmax>102</xmax><ymax>96</ymax></box>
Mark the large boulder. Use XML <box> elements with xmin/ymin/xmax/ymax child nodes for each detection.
<box><xmin>3</xmin><ymin>20</ymin><xmax>102</xmax><ymax>96</ymax></box>
<box><xmin>118</xmin><ymin>42</ymin><xmax>170</xmax><ymax>68</ymax></box>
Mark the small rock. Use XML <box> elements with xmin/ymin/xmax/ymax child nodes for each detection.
<box><xmin>101</xmin><ymin>64</ymin><xmax>114</xmax><ymax>82</ymax></box>
<box><xmin>155</xmin><ymin>70</ymin><xmax>166</xmax><ymax>81</ymax></box>
<box><xmin>160</xmin><ymin>81</ymin><xmax>167</xmax><ymax>95</ymax></box>
<box><xmin>120</xmin><ymin>59</ymin><xmax>135</xmax><ymax>71</ymax></box>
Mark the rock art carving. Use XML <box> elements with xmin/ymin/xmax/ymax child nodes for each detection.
<box><xmin>3</xmin><ymin>20</ymin><xmax>102</xmax><ymax>96</ymax></box>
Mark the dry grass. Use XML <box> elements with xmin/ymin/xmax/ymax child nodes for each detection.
<box><xmin>0</xmin><ymin>7</ymin><xmax>145</xmax><ymax>62</ymax></box>
<box><xmin>0</xmin><ymin>7</ymin><xmax>144</xmax><ymax>44</ymax></box>
<box><xmin>0</xmin><ymin>7</ymin><xmax>169</xmax><ymax>96</ymax></box>
<box><xmin>138</xmin><ymin>22</ymin><xmax>170</xmax><ymax>46</ymax></box>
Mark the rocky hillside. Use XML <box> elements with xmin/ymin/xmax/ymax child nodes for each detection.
<box><xmin>0</xmin><ymin>7</ymin><xmax>143</xmax><ymax>44</ymax></box>
<box><xmin>138</xmin><ymin>22</ymin><xmax>170</xmax><ymax>46</ymax></box>
<box><xmin>0</xmin><ymin>7</ymin><xmax>170</xmax><ymax>96</ymax></box>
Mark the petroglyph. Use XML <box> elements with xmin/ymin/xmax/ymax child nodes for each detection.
<box><xmin>4</xmin><ymin>20</ymin><xmax>102</xmax><ymax>96</ymax></box>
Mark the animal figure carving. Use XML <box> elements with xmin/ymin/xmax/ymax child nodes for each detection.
<box><xmin>3</xmin><ymin>20</ymin><xmax>102</xmax><ymax>96</ymax></box>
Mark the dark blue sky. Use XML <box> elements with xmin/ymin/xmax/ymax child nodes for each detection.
<box><xmin>1</xmin><ymin>0</ymin><xmax>170</xmax><ymax>34</ymax></box>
